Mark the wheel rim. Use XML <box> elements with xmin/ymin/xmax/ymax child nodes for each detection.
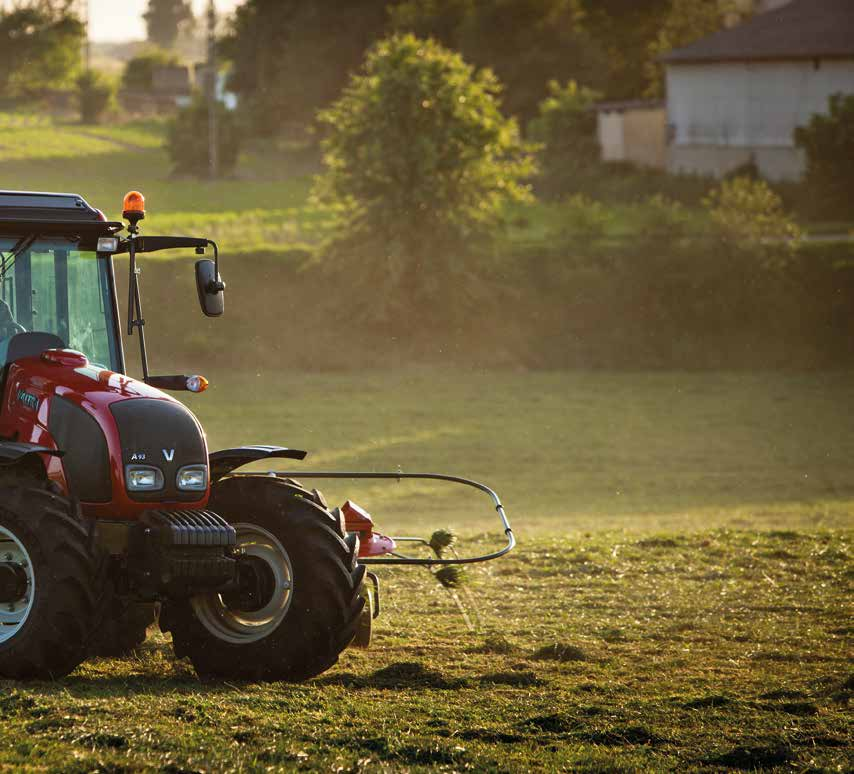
<box><xmin>0</xmin><ymin>526</ymin><xmax>35</xmax><ymax>644</ymax></box>
<box><xmin>191</xmin><ymin>523</ymin><xmax>294</xmax><ymax>644</ymax></box>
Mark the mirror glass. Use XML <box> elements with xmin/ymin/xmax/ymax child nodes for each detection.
<box><xmin>194</xmin><ymin>259</ymin><xmax>224</xmax><ymax>317</ymax></box>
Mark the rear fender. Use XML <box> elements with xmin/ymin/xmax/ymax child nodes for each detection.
<box><xmin>209</xmin><ymin>445</ymin><xmax>307</xmax><ymax>482</ymax></box>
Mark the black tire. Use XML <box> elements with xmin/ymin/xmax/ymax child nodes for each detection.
<box><xmin>162</xmin><ymin>475</ymin><xmax>364</xmax><ymax>681</ymax></box>
<box><xmin>0</xmin><ymin>487</ymin><xmax>104</xmax><ymax>679</ymax></box>
<box><xmin>91</xmin><ymin>599</ymin><xmax>157</xmax><ymax>658</ymax></box>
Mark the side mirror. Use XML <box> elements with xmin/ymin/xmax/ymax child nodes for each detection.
<box><xmin>195</xmin><ymin>259</ymin><xmax>225</xmax><ymax>317</ymax></box>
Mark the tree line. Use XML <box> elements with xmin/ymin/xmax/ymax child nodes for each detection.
<box><xmin>222</xmin><ymin>0</ymin><xmax>751</xmax><ymax>134</ymax></box>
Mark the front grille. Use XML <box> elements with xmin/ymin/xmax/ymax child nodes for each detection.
<box><xmin>110</xmin><ymin>398</ymin><xmax>207</xmax><ymax>502</ymax></box>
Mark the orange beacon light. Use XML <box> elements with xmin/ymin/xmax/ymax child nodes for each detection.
<box><xmin>122</xmin><ymin>191</ymin><xmax>145</xmax><ymax>224</ymax></box>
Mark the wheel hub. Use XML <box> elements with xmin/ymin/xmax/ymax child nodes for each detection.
<box><xmin>0</xmin><ymin>526</ymin><xmax>35</xmax><ymax>644</ymax></box>
<box><xmin>191</xmin><ymin>523</ymin><xmax>293</xmax><ymax>644</ymax></box>
<box><xmin>222</xmin><ymin>555</ymin><xmax>278</xmax><ymax>613</ymax></box>
<box><xmin>0</xmin><ymin>563</ymin><xmax>27</xmax><ymax>604</ymax></box>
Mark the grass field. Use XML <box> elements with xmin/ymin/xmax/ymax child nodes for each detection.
<box><xmin>0</xmin><ymin>529</ymin><xmax>849</xmax><ymax>772</ymax></box>
<box><xmin>1</xmin><ymin>370</ymin><xmax>850</xmax><ymax>772</ymax></box>
<box><xmin>0</xmin><ymin>114</ymin><xmax>852</xmax><ymax>771</ymax></box>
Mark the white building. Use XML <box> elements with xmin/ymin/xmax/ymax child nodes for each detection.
<box><xmin>663</xmin><ymin>0</ymin><xmax>854</xmax><ymax>181</ymax></box>
<box><xmin>595</xmin><ymin>100</ymin><xmax>667</xmax><ymax>170</ymax></box>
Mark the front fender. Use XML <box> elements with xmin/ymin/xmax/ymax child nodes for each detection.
<box><xmin>0</xmin><ymin>440</ymin><xmax>63</xmax><ymax>465</ymax></box>
<box><xmin>209</xmin><ymin>445</ymin><xmax>307</xmax><ymax>481</ymax></box>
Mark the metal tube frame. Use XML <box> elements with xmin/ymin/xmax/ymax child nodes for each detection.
<box><xmin>231</xmin><ymin>470</ymin><xmax>515</xmax><ymax>566</ymax></box>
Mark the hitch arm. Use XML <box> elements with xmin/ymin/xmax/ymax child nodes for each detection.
<box><xmin>234</xmin><ymin>470</ymin><xmax>515</xmax><ymax>566</ymax></box>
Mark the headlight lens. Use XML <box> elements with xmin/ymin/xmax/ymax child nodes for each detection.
<box><xmin>176</xmin><ymin>465</ymin><xmax>207</xmax><ymax>491</ymax></box>
<box><xmin>126</xmin><ymin>465</ymin><xmax>163</xmax><ymax>491</ymax></box>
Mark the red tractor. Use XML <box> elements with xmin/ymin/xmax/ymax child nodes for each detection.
<box><xmin>0</xmin><ymin>190</ymin><xmax>514</xmax><ymax>681</ymax></box>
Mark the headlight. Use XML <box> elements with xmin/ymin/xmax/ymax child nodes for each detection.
<box><xmin>176</xmin><ymin>465</ymin><xmax>207</xmax><ymax>491</ymax></box>
<box><xmin>126</xmin><ymin>465</ymin><xmax>163</xmax><ymax>491</ymax></box>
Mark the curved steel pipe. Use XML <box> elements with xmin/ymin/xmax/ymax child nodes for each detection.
<box><xmin>233</xmin><ymin>470</ymin><xmax>515</xmax><ymax>566</ymax></box>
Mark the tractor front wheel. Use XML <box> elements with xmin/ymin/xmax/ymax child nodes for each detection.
<box><xmin>0</xmin><ymin>487</ymin><xmax>104</xmax><ymax>679</ymax></box>
<box><xmin>162</xmin><ymin>475</ymin><xmax>364</xmax><ymax>681</ymax></box>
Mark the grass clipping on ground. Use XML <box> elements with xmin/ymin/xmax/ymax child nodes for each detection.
<box><xmin>0</xmin><ymin>529</ymin><xmax>850</xmax><ymax>771</ymax></box>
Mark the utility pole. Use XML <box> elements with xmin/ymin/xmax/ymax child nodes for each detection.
<box><xmin>207</xmin><ymin>0</ymin><xmax>218</xmax><ymax>180</ymax></box>
<box><xmin>80</xmin><ymin>0</ymin><xmax>91</xmax><ymax>72</ymax></box>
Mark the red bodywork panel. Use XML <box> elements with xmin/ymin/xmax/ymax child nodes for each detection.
<box><xmin>342</xmin><ymin>500</ymin><xmax>396</xmax><ymax>558</ymax></box>
<box><xmin>0</xmin><ymin>351</ymin><xmax>209</xmax><ymax>520</ymax></box>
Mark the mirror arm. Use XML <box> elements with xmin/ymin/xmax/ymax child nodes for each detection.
<box><xmin>126</xmin><ymin>233</ymin><xmax>150</xmax><ymax>380</ymax></box>
<box><xmin>206</xmin><ymin>240</ymin><xmax>225</xmax><ymax>293</ymax></box>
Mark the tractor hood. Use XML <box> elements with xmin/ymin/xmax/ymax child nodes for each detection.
<box><xmin>0</xmin><ymin>348</ymin><xmax>209</xmax><ymax>519</ymax></box>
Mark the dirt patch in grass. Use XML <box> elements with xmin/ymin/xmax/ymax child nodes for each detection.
<box><xmin>369</xmin><ymin>661</ymin><xmax>464</xmax><ymax>689</ymax></box>
<box><xmin>520</xmin><ymin>713</ymin><xmax>579</xmax><ymax>733</ymax></box>
<box><xmin>457</xmin><ymin>728</ymin><xmax>525</xmax><ymax>744</ymax></box>
<box><xmin>478</xmin><ymin>670</ymin><xmax>543</xmax><ymax>687</ymax></box>
<box><xmin>682</xmin><ymin>694</ymin><xmax>733</xmax><ymax>709</ymax></box>
<box><xmin>703</xmin><ymin>744</ymin><xmax>793</xmax><ymax>769</ymax></box>
<box><xmin>759</xmin><ymin>688</ymin><xmax>807</xmax><ymax>700</ymax></box>
<box><xmin>73</xmin><ymin>732</ymin><xmax>129</xmax><ymax>750</ymax></box>
<box><xmin>580</xmin><ymin>725</ymin><xmax>670</xmax><ymax>747</ymax></box>
<box><xmin>468</xmin><ymin>634</ymin><xmax>519</xmax><ymax>655</ymax></box>
<box><xmin>636</xmin><ymin>537</ymin><xmax>680</xmax><ymax>549</ymax></box>
<box><xmin>531</xmin><ymin>642</ymin><xmax>587</xmax><ymax>662</ymax></box>
<box><xmin>316</xmin><ymin>661</ymin><xmax>465</xmax><ymax>690</ymax></box>
<box><xmin>774</xmin><ymin>701</ymin><xmax>819</xmax><ymax>716</ymax></box>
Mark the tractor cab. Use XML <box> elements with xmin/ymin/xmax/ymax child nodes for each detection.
<box><xmin>0</xmin><ymin>193</ymin><xmax>122</xmax><ymax>371</ymax></box>
<box><xmin>0</xmin><ymin>189</ymin><xmax>224</xmax><ymax>383</ymax></box>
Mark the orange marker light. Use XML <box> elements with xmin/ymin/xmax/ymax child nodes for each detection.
<box><xmin>122</xmin><ymin>190</ymin><xmax>145</xmax><ymax>221</ymax></box>
<box><xmin>186</xmin><ymin>375</ymin><xmax>209</xmax><ymax>393</ymax></box>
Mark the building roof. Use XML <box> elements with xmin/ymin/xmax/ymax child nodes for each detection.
<box><xmin>662</xmin><ymin>0</ymin><xmax>854</xmax><ymax>65</ymax></box>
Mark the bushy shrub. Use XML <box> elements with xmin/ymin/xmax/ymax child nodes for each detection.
<box><xmin>122</xmin><ymin>49</ymin><xmax>182</xmax><ymax>93</ymax></box>
<box><xmin>165</xmin><ymin>96</ymin><xmax>241</xmax><ymax>177</ymax></box>
<box><xmin>794</xmin><ymin>93</ymin><xmax>854</xmax><ymax>219</ymax></box>
<box><xmin>703</xmin><ymin>177</ymin><xmax>802</xmax><ymax>266</ymax></box>
<box><xmin>528</xmin><ymin>80</ymin><xmax>601</xmax><ymax>199</ymax></box>
<box><xmin>558</xmin><ymin>194</ymin><xmax>614</xmax><ymax>244</ymax></box>
<box><xmin>315</xmin><ymin>34</ymin><xmax>535</xmax><ymax>319</ymax></box>
<box><xmin>76</xmin><ymin>70</ymin><xmax>115</xmax><ymax>125</ymax></box>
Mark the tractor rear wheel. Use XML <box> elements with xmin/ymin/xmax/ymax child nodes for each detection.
<box><xmin>162</xmin><ymin>475</ymin><xmax>364</xmax><ymax>681</ymax></box>
<box><xmin>0</xmin><ymin>487</ymin><xmax>104</xmax><ymax>679</ymax></box>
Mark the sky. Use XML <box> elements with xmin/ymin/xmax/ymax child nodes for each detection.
<box><xmin>88</xmin><ymin>0</ymin><xmax>243</xmax><ymax>42</ymax></box>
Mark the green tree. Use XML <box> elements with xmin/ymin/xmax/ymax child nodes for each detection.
<box><xmin>528</xmin><ymin>80</ymin><xmax>601</xmax><ymax>198</ymax></box>
<box><xmin>76</xmin><ymin>70</ymin><xmax>115</xmax><ymax>124</ymax></box>
<box><xmin>143</xmin><ymin>0</ymin><xmax>194</xmax><ymax>50</ymax></box>
<box><xmin>644</xmin><ymin>0</ymin><xmax>749</xmax><ymax>98</ymax></box>
<box><xmin>794</xmin><ymin>94</ymin><xmax>854</xmax><ymax>219</ymax></box>
<box><xmin>390</xmin><ymin>0</ymin><xmax>607</xmax><ymax>121</ymax></box>
<box><xmin>0</xmin><ymin>3</ymin><xmax>84</xmax><ymax>97</ymax></box>
<box><xmin>577</xmin><ymin>0</ymin><xmax>670</xmax><ymax>100</ymax></box>
<box><xmin>315</xmin><ymin>34</ymin><xmax>535</xmax><ymax>317</ymax></box>
<box><xmin>222</xmin><ymin>0</ymin><xmax>388</xmax><ymax>135</ymax></box>
<box><xmin>166</xmin><ymin>96</ymin><xmax>241</xmax><ymax>177</ymax></box>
